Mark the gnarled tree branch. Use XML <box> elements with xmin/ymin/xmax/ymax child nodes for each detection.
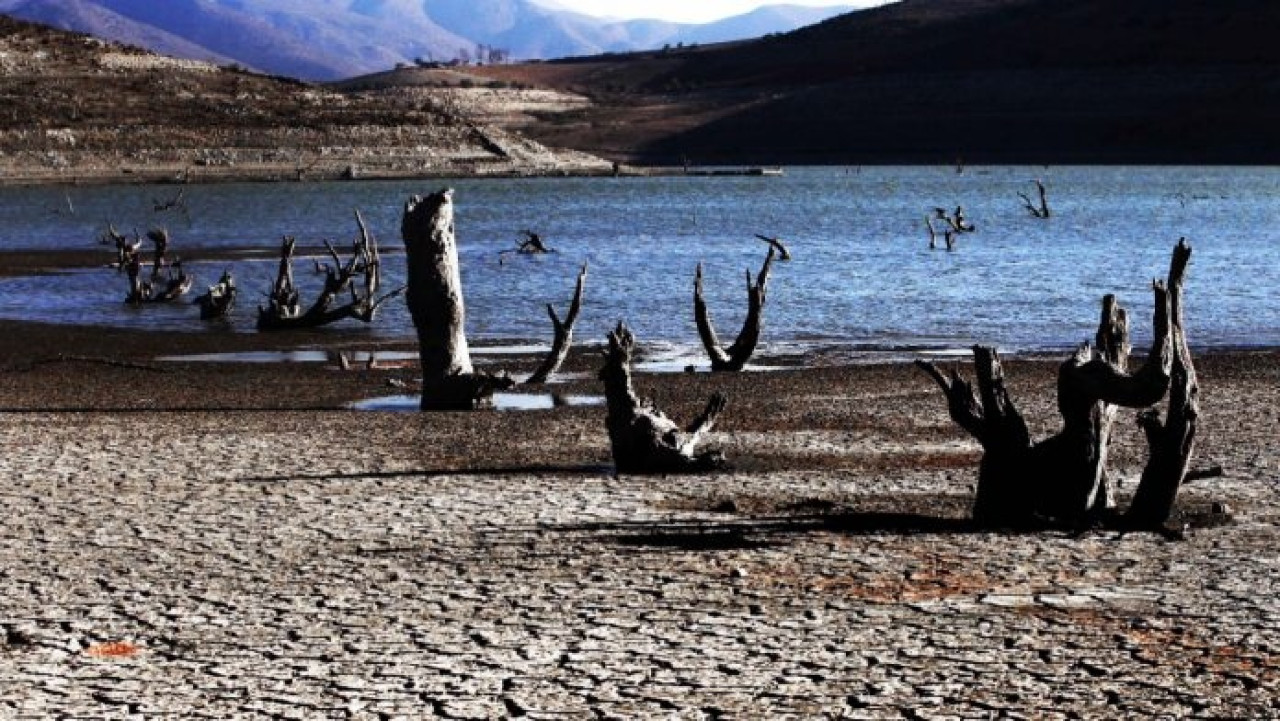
<box><xmin>525</xmin><ymin>264</ymin><xmax>587</xmax><ymax>385</ymax></box>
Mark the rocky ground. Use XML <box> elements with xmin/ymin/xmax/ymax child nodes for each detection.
<box><xmin>0</xmin><ymin>317</ymin><xmax>1277</xmax><ymax>718</ymax></box>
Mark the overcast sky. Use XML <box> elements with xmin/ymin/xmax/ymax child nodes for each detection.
<box><xmin>536</xmin><ymin>1</ymin><xmax>888</xmax><ymax>24</ymax></box>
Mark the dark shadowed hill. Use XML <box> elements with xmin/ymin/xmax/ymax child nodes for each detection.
<box><xmin>443</xmin><ymin>0</ymin><xmax>1280</xmax><ymax>164</ymax></box>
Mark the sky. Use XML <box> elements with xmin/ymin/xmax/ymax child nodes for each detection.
<box><xmin>534</xmin><ymin>1</ymin><xmax>889</xmax><ymax>24</ymax></box>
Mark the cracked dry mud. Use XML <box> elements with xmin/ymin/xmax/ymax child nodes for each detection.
<box><xmin>1</xmin><ymin>354</ymin><xmax>1278</xmax><ymax>719</ymax></box>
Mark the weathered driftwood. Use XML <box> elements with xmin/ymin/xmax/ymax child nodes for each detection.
<box><xmin>1018</xmin><ymin>179</ymin><xmax>1051</xmax><ymax>218</ymax></box>
<box><xmin>917</xmin><ymin>241</ymin><xmax>1194</xmax><ymax>527</ymax></box>
<box><xmin>525</xmin><ymin>264</ymin><xmax>587</xmax><ymax>385</ymax></box>
<box><xmin>147</xmin><ymin>261</ymin><xmax>193</xmax><ymax>302</ymax></box>
<box><xmin>1127</xmin><ymin>239</ymin><xmax>1198</xmax><ymax>527</ymax></box>
<box><xmin>694</xmin><ymin>248</ymin><xmax>775</xmax><ymax>372</ymax></box>
<box><xmin>196</xmin><ymin>270</ymin><xmax>237</xmax><ymax>320</ymax></box>
<box><xmin>402</xmin><ymin>189</ymin><xmax>513</xmax><ymax>410</ymax></box>
<box><xmin>926</xmin><ymin>209</ymin><xmax>956</xmax><ymax>251</ymax></box>
<box><xmin>257</xmin><ymin>211</ymin><xmax>403</xmax><ymax>331</ymax></box>
<box><xmin>600</xmin><ymin>322</ymin><xmax>727</xmax><ymax>473</ymax></box>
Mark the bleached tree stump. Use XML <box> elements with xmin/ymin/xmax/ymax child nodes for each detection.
<box><xmin>402</xmin><ymin>189</ymin><xmax>512</xmax><ymax>410</ymax></box>
<box><xmin>600</xmin><ymin>322</ymin><xmax>727</xmax><ymax>474</ymax></box>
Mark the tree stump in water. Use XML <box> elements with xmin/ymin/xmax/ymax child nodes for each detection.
<box><xmin>402</xmin><ymin>189</ymin><xmax>512</xmax><ymax>410</ymax></box>
<box><xmin>257</xmin><ymin>212</ymin><xmax>403</xmax><ymax>331</ymax></box>
<box><xmin>917</xmin><ymin>240</ymin><xmax>1197</xmax><ymax>528</ymax></box>
<box><xmin>600</xmin><ymin>322</ymin><xmax>727</xmax><ymax>474</ymax></box>
<box><xmin>694</xmin><ymin>248</ymin><xmax>774</xmax><ymax>372</ymax></box>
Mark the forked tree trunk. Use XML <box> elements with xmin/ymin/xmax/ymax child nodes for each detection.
<box><xmin>917</xmin><ymin>241</ymin><xmax>1193</xmax><ymax>527</ymax></box>
<box><xmin>525</xmin><ymin>264</ymin><xmax>586</xmax><ymax>385</ymax></box>
<box><xmin>694</xmin><ymin>248</ymin><xmax>774</xmax><ymax>371</ymax></box>
<box><xmin>402</xmin><ymin>189</ymin><xmax>512</xmax><ymax>410</ymax></box>
<box><xmin>600</xmin><ymin>322</ymin><xmax>727</xmax><ymax>473</ymax></box>
<box><xmin>1127</xmin><ymin>239</ymin><xmax>1198</xmax><ymax>527</ymax></box>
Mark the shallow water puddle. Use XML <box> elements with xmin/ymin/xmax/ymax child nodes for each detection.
<box><xmin>158</xmin><ymin>345</ymin><xmax>547</xmax><ymax>364</ymax></box>
<box><xmin>349</xmin><ymin>392</ymin><xmax>605</xmax><ymax>412</ymax></box>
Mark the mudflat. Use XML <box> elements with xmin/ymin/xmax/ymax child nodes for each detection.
<box><xmin>1</xmin><ymin>317</ymin><xmax>1277</xmax><ymax>718</ymax></box>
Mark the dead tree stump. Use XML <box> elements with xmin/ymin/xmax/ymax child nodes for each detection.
<box><xmin>694</xmin><ymin>248</ymin><xmax>774</xmax><ymax>371</ymax></box>
<box><xmin>402</xmin><ymin>189</ymin><xmax>512</xmax><ymax>410</ymax></box>
<box><xmin>257</xmin><ymin>212</ymin><xmax>403</xmax><ymax>331</ymax></box>
<box><xmin>600</xmin><ymin>322</ymin><xmax>728</xmax><ymax>474</ymax></box>
<box><xmin>196</xmin><ymin>270</ymin><xmax>237</xmax><ymax>320</ymax></box>
<box><xmin>917</xmin><ymin>241</ymin><xmax>1195</xmax><ymax>528</ymax></box>
<box><xmin>1127</xmin><ymin>239</ymin><xmax>1198</xmax><ymax>527</ymax></box>
<box><xmin>525</xmin><ymin>264</ymin><xmax>586</xmax><ymax>385</ymax></box>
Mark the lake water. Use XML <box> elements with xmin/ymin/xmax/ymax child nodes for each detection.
<box><xmin>0</xmin><ymin>166</ymin><xmax>1276</xmax><ymax>362</ymax></box>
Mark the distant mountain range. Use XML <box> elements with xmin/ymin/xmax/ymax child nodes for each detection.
<box><xmin>0</xmin><ymin>0</ymin><xmax>853</xmax><ymax>80</ymax></box>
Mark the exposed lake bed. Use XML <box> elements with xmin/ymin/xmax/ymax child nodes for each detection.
<box><xmin>1</xmin><ymin>168</ymin><xmax>1278</xmax><ymax>717</ymax></box>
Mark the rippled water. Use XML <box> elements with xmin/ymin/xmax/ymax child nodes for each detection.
<box><xmin>0</xmin><ymin>166</ymin><xmax>1276</xmax><ymax>359</ymax></box>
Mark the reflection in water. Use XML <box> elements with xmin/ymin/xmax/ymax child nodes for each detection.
<box><xmin>349</xmin><ymin>393</ymin><xmax>606</xmax><ymax>412</ymax></box>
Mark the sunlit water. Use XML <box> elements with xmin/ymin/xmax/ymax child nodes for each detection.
<box><xmin>0</xmin><ymin>166</ymin><xmax>1276</xmax><ymax>361</ymax></box>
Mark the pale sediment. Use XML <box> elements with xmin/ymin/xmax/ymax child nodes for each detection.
<box><xmin>0</xmin><ymin>331</ymin><xmax>1277</xmax><ymax>717</ymax></box>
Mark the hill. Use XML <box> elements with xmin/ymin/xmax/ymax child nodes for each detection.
<box><xmin>0</xmin><ymin>15</ymin><xmax>607</xmax><ymax>185</ymax></box>
<box><xmin>0</xmin><ymin>0</ymin><xmax>854</xmax><ymax>80</ymax></box>
<box><xmin>429</xmin><ymin>0</ymin><xmax>1280</xmax><ymax>164</ymax></box>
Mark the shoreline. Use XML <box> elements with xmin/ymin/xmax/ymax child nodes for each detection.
<box><xmin>5</xmin><ymin>161</ymin><xmax>1277</xmax><ymax>188</ymax></box>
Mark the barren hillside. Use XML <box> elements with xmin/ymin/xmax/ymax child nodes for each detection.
<box><xmin>0</xmin><ymin>16</ymin><xmax>608</xmax><ymax>185</ymax></box>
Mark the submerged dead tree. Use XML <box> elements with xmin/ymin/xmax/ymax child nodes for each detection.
<box><xmin>694</xmin><ymin>248</ymin><xmax>775</xmax><ymax>371</ymax></box>
<box><xmin>916</xmin><ymin>240</ymin><xmax>1196</xmax><ymax>528</ymax></box>
<box><xmin>114</xmin><ymin>226</ymin><xmax>191</xmax><ymax>304</ymax></box>
<box><xmin>402</xmin><ymin>189</ymin><xmax>513</xmax><ymax>410</ymax></box>
<box><xmin>257</xmin><ymin>211</ymin><xmax>403</xmax><ymax>330</ymax></box>
<box><xmin>1019</xmin><ymin>179</ymin><xmax>1051</xmax><ymax>218</ymax></box>
<box><xmin>195</xmin><ymin>270</ymin><xmax>237</xmax><ymax>320</ymax></box>
<box><xmin>525</xmin><ymin>264</ymin><xmax>587</xmax><ymax>385</ymax></box>
<box><xmin>601</xmin><ymin>322</ymin><xmax>727</xmax><ymax>473</ymax></box>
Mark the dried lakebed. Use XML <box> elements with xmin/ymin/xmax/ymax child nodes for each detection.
<box><xmin>1</xmin><ymin>352</ymin><xmax>1278</xmax><ymax>718</ymax></box>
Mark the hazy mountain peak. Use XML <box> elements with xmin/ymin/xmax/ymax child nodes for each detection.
<box><xmin>0</xmin><ymin>0</ymin><xmax>856</xmax><ymax>79</ymax></box>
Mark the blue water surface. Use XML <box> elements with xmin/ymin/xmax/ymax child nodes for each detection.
<box><xmin>0</xmin><ymin>166</ymin><xmax>1275</xmax><ymax>360</ymax></box>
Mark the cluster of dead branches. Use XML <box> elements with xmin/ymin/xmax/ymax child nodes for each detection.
<box><xmin>257</xmin><ymin>210</ymin><xmax>404</xmax><ymax>330</ymax></box>
<box><xmin>101</xmin><ymin>224</ymin><xmax>192</xmax><ymax>304</ymax></box>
